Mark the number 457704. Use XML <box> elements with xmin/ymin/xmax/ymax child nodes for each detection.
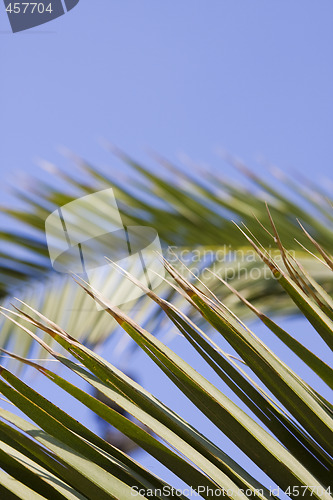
<box><xmin>6</xmin><ymin>3</ymin><xmax>53</xmax><ymax>14</ymax></box>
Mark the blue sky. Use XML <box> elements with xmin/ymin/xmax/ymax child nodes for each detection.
<box><xmin>1</xmin><ymin>1</ymin><xmax>333</xmax><ymax>496</ymax></box>
<box><xmin>1</xmin><ymin>1</ymin><xmax>333</xmax><ymax>185</ymax></box>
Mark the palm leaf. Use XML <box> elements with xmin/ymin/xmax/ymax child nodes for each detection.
<box><xmin>1</xmin><ymin>151</ymin><xmax>333</xmax><ymax>366</ymax></box>
<box><xmin>0</xmin><ymin>214</ymin><xmax>332</xmax><ymax>497</ymax></box>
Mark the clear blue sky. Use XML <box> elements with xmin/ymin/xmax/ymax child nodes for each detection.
<box><xmin>1</xmin><ymin>1</ymin><xmax>333</xmax><ymax>182</ymax></box>
<box><xmin>1</xmin><ymin>1</ymin><xmax>333</xmax><ymax>496</ymax></box>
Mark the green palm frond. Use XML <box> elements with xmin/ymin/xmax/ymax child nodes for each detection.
<box><xmin>0</xmin><ymin>217</ymin><xmax>332</xmax><ymax>498</ymax></box>
<box><xmin>1</xmin><ymin>151</ymin><xmax>333</xmax><ymax>365</ymax></box>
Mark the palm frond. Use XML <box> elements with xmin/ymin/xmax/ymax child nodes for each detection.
<box><xmin>1</xmin><ymin>151</ymin><xmax>333</xmax><ymax>366</ymax></box>
<box><xmin>0</xmin><ymin>216</ymin><xmax>332</xmax><ymax>498</ymax></box>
